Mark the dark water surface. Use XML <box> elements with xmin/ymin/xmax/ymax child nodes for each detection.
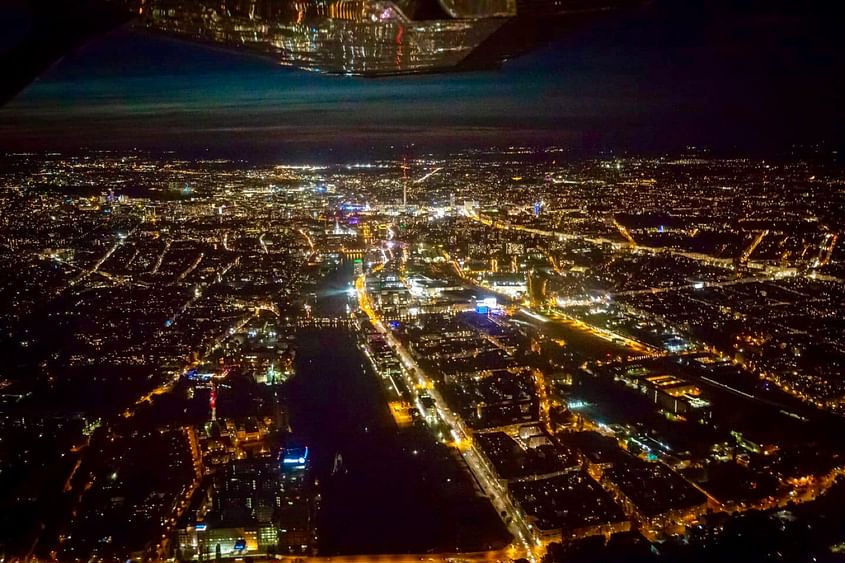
<box><xmin>285</xmin><ymin>263</ymin><xmax>508</xmax><ymax>554</ymax></box>
<box><xmin>288</xmin><ymin>329</ymin><xmax>509</xmax><ymax>555</ymax></box>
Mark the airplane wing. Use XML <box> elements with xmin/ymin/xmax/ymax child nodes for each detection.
<box><xmin>0</xmin><ymin>0</ymin><xmax>638</xmax><ymax>104</ymax></box>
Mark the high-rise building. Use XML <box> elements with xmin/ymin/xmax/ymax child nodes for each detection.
<box><xmin>174</xmin><ymin>445</ymin><xmax>313</xmax><ymax>559</ymax></box>
<box><xmin>175</xmin><ymin>457</ymin><xmax>281</xmax><ymax>559</ymax></box>
<box><xmin>277</xmin><ymin>446</ymin><xmax>314</xmax><ymax>554</ymax></box>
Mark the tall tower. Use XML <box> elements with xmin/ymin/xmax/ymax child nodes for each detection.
<box><xmin>210</xmin><ymin>382</ymin><xmax>217</xmax><ymax>422</ymax></box>
<box><xmin>401</xmin><ymin>156</ymin><xmax>409</xmax><ymax>209</ymax></box>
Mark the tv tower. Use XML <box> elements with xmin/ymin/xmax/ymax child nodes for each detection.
<box><xmin>209</xmin><ymin>381</ymin><xmax>217</xmax><ymax>422</ymax></box>
<box><xmin>401</xmin><ymin>155</ymin><xmax>410</xmax><ymax>209</ymax></box>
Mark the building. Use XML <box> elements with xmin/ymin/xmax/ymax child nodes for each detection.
<box><xmin>173</xmin><ymin>445</ymin><xmax>313</xmax><ymax>560</ymax></box>
<box><xmin>277</xmin><ymin>446</ymin><xmax>314</xmax><ymax>554</ymax></box>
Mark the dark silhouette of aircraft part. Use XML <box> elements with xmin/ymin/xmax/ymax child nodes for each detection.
<box><xmin>1</xmin><ymin>0</ymin><xmax>639</xmax><ymax>104</ymax></box>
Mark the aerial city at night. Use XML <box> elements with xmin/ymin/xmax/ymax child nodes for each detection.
<box><xmin>1</xmin><ymin>1</ymin><xmax>844</xmax><ymax>562</ymax></box>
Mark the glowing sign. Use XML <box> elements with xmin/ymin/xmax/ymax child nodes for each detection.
<box><xmin>476</xmin><ymin>297</ymin><xmax>497</xmax><ymax>314</ymax></box>
<box><xmin>282</xmin><ymin>446</ymin><xmax>309</xmax><ymax>465</ymax></box>
<box><xmin>186</xmin><ymin>369</ymin><xmax>214</xmax><ymax>382</ymax></box>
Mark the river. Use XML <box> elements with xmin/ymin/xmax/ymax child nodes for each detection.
<box><xmin>285</xmin><ymin>262</ymin><xmax>508</xmax><ymax>555</ymax></box>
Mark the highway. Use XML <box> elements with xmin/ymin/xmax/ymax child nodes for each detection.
<box><xmin>515</xmin><ymin>307</ymin><xmax>659</xmax><ymax>358</ymax></box>
<box><xmin>356</xmin><ymin>275</ymin><xmax>538</xmax><ymax>562</ymax></box>
<box><xmin>150</xmin><ymin>238</ymin><xmax>171</xmax><ymax>274</ymax></box>
<box><xmin>68</xmin><ymin>239</ymin><xmax>120</xmax><ymax>287</ymax></box>
<box><xmin>156</xmin><ymin>425</ymin><xmax>205</xmax><ymax>560</ymax></box>
<box><xmin>53</xmin><ymin>221</ymin><xmax>143</xmax><ymax>295</ymax></box>
<box><xmin>461</xmin><ymin>209</ymin><xmax>797</xmax><ymax>276</ymax></box>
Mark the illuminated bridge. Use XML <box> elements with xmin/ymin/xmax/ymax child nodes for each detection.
<box><xmin>291</xmin><ymin>315</ymin><xmax>356</xmax><ymax>328</ymax></box>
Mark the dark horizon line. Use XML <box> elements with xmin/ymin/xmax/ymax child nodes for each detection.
<box><xmin>3</xmin><ymin>140</ymin><xmax>842</xmax><ymax>165</ymax></box>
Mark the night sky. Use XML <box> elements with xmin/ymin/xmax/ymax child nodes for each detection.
<box><xmin>0</xmin><ymin>0</ymin><xmax>843</xmax><ymax>159</ymax></box>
